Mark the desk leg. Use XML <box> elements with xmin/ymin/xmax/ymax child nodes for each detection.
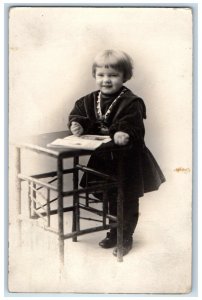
<box><xmin>32</xmin><ymin>183</ymin><xmax>37</xmax><ymax>218</ymax></box>
<box><xmin>57</xmin><ymin>157</ymin><xmax>64</xmax><ymax>265</ymax></box>
<box><xmin>102</xmin><ymin>188</ymin><xmax>108</xmax><ymax>227</ymax></box>
<box><xmin>72</xmin><ymin>156</ymin><xmax>79</xmax><ymax>242</ymax></box>
<box><xmin>117</xmin><ymin>155</ymin><xmax>124</xmax><ymax>262</ymax></box>
<box><xmin>15</xmin><ymin>147</ymin><xmax>22</xmax><ymax>245</ymax></box>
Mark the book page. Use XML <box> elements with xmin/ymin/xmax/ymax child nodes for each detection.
<box><xmin>47</xmin><ymin>135</ymin><xmax>111</xmax><ymax>150</ymax></box>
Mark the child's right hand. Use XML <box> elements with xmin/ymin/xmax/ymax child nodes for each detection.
<box><xmin>70</xmin><ymin>121</ymin><xmax>84</xmax><ymax>136</ymax></box>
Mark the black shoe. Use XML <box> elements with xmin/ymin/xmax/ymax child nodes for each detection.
<box><xmin>99</xmin><ymin>232</ymin><xmax>117</xmax><ymax>249</ymax></box>
<box><xmin>112</xmin><ymin>237</ymin><xmax>133</xmax><ymax>256</ymax></box>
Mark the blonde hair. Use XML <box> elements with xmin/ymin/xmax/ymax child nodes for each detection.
<box><xmin>92</xmin><ymin>49</ymin><xmax>134</xmax><ymax>83</ymax></box>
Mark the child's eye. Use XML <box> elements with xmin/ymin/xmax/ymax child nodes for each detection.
<box><xmin>97</xmin><ymin>73</ymin><xmax>104</xmax><ymax>77</ymax></box>
<box><xmin>109</xmin><ymin>74</ymin><xmax>118</xmax><ymax>77</ymax></box>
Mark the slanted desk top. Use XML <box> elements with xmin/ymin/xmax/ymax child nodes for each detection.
<box><xmin>15</xmin><ymin>130</ymin><xmax>128</xmax><ymax>159</ymax></box>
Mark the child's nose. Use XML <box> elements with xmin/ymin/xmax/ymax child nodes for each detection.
<box><xmin>103</xmin><ymin>76</ymin><xmax>111</xmax><ymax>83</ymax></box>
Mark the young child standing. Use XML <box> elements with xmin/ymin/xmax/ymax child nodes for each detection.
<box><xmin>68</xmin><ymin>49</ymin><xmax>165</xmax><ymax>256</ymax></box>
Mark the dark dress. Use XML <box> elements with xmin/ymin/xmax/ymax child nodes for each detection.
<box><xmin>68</xmin><ymin>86</ymin><xmax>165</xmax><ymax>200</ymax></box>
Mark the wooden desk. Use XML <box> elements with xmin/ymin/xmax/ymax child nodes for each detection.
<box><xmin>15</xmin><ymin>131</ymin><xmax>124</xmax><ymax>263</ymax></box>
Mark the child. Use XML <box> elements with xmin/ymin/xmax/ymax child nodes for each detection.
<box><xmin>68</xmin><ymin>49</ymin><xmax>165</xmax><ymax>256</ymax></box>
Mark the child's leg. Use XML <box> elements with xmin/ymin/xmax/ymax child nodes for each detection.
<box><xmin>112</xmin><ymin>197</ymin><xmax>139</xmax><ymax>257</ymax></box>
<box><xmin>108</xmin><ymin>191</ymin><xmax>118</xmax><ymax>230</ymax></box>
<box><xmin>123</xmin><ymin>198</ymin><xmax>139</xmax><ymax>238</ymax></box>
<box><xmin>108</xmin><ymin>193</ymin><xmax>139</xmax><ymax>238</ymax></box>
<box><xmin>99</xmin><ymin>192</ymin><xmax>139</xmax><ymax>253</ymax></box>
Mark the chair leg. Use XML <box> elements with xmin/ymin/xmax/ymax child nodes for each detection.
<box><xmin>72</xmin><ymin>156</ymin><xmax>79</xmax><ymax>242</ymax></box>
<box><xmin>15</xmin><ymin>147</ymin><xmax>22</xmax><ymax>246</ymax></box>
<box><xmin>117</xmin><ymin>154</ymin><xmax>124</xmax><ymax>262</ymax></box>
<box><xmin>117</xmin><ymin>186</ymin><xmax>124</xmax><ymax>262</ymax></box>
<box><xmin>102</xmin><ymin>189</ymin><xmax>108</xmax><ymax>227</ymax></box>
<box><xmin>32</xmin><ymin>183</ymin><xmax>37</xmax><ymax>218</ymax></box>
<box><xmin>59</xmin><ymin>236</ymin><xmax>64</xmax><ymax>266</ymax></box>
<box><xmin>57</xmin><ymin>157</ymin><xmax>64</xmax><ymax>265</ymax></box>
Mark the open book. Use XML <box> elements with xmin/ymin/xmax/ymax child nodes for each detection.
<box><xmin>47</xmin><ymin>134</ymin><xmax>111</xmax><ymax>150</ymax></box>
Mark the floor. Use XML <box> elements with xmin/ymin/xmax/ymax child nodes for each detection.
<box><xmin>8</xmin><ymin>169</ymin><xmax>192</xmax><ymax>294</ymax></box>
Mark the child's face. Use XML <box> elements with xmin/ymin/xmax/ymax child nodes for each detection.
<box><xmin>95</xmin><ymin>66</ymin><xmax>124</xmax><ymax>95</ymax></box>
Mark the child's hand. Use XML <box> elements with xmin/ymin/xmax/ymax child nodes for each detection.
<box><xmin>114</xmin><ymin>131</ymin><xmax>129</xmax><ymax>146</ymax></box>
<box><xmin>70</xmin><ymin>121</ymin><xmax>84</xmax><ymax>136</ymax></box>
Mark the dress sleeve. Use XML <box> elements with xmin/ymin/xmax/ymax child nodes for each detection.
<box><xmin>68</xmin><ymin>98</ymin><xmax>92</xmax><ymax>133</ymax></box>
<box><xmin>109</xmin><ymin>99</ymin><xmax>146</xmax><ymax>143</ymax></box>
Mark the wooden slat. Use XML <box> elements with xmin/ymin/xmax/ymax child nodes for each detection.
<box><xmin>32</xmin><ymin>168</ymin><xmax>74</xmax><ymax>179</ymax></box>
<box><xmin>76</xmin><ymin>164</ymin><xmax>115</xmax><ymax>180</ymax></box>
<box><xmin>18</xmin><ymin>173</ymin><xmax>58</xmax><ymax>191</ymax></box>
<box><xmin>63</xmin><ymin>225</ymin><xmax>111</xmax><ymax>239</ymax></box>
<box><xmin>62</xmin><ymin>182</ymin><xmax>118</xmax><ymax>197</ymax></box>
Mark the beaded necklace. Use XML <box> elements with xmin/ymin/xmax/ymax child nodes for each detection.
<box><xmin>97</xmin><ymin>88</ymin><xmax>127</xmax><ymax>121</ymax></box>
<box><xmin>96</xmin><ymin>88</ymin><xmax>127</xmax><ymax>134</ymax></box>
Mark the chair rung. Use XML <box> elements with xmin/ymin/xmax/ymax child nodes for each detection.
<box><xmin>62</xmin><ymin>182</ymin><xmax>118</xmax><ymax>197</ymax></box>
<box><xmin>18</xmin><ymin>173</ymin><xmax>57</xmax><ymax>191</ymax></box>
<box><xmin>31</xmin><ymin>168</ymin><xmax>74</xmax><ymax>179</ymax></box>
<box><xmin>63</xmin><ymin>225</ymin><xmax>111</xmax><ymax>239</ymax></box>
<box><xmin>32</xmin><ymin>208</ymin><xmax>47</xmax><ymax>221</ymax></box>
<box><xmin>80</xmin><ymin>217</ymin><xmax>102</xmax><ymax>223</ymax></box>
<box><xmin>36</xmin><ymin>177</ymin><xmax>57</xmax><ymax>191</ymax></box>
<box><xmin>107</xmin><ymin>214</ymin><xmax>117</xmax><ymax>222</ymax></box>
<box><xmin>79</xmin><ymin>203</ymin><xmax>103</xmax><ymax>216</ymax></box>
<box><xmin>79</xmin><ymin>195</ymin><xmax>102</xmax><ymax>202</ymax></box>
<box><xmin>29</xmin><ymin>195</ymin><xmax>47</xmax><ymax>213</ymax></box>
<box><xmin>36</xmin><ymin>197</ymin><xmax>58</xmax><ymax>210</ymax></box>
<box><xmin>76</xmin><ymin>164</ymin><xmax>115</xmax><ymax>180</ymax></box>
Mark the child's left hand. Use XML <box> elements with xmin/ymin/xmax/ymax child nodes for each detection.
<box><xmin>114</xmin><ymin>131</ymin><xmax>129</xmax><ymax>145</ymax></box>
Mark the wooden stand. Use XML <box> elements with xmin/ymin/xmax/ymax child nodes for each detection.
<box><xmin>14</xmin><ymin>131</ymin><xmax>125</xmax><ymax>264</ymax></box>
